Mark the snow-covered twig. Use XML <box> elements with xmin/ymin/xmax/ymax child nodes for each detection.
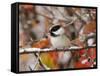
<box><xmin>20</xmin><ymin>45</ymin><xmax>96</xmax><ymax>54</ymax></box>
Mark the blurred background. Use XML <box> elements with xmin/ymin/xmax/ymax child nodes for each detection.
<box><xmin>19</xmin><ymin>4</ymin><xmax>96</xmax><ymax>72</ymax></box>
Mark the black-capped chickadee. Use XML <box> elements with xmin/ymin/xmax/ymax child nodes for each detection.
<box><xmin>49</xmin><ymin>25</ymin><xmax>72</xmax><ymax>68</ymax></box>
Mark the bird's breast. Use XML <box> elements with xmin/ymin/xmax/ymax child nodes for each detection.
<box><xmin>58</xmin><ymin>51</ymin><xmax>72</xmax><ymax>64</ymax></box>
<box><xmin>50</xmin><ymin>35</ymin><xmax>70</xmax><ymax>48</ymax></box>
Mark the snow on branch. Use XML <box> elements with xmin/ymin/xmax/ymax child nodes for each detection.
<box><xmin>20</xmin><ymin>45</ymin><xmax>96</xmax><ymax>54</ymax></box>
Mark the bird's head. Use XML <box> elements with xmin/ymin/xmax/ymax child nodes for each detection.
<box><xmin>49</xmin><ymin>25</ymin><xmax>65</xmax><ymax>37</ymax></box>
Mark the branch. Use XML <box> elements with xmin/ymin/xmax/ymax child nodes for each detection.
<box><xmin>37</xmin><ymin>8</ymin><xmax>77</xmax><ymax>26</ymax></box>
<box><xmin>27</xmin><ymin>53</ymin><xmax>50</xmax><ymax>71</ymax></box>
<box><xmin>33</xmin><ymin>53</ymin><xmax>50</xmax><ymax>70</ymax></box>
<box><xmin>72</xmin><ymin>8</ymin><xmax>86</xmax><ymax>24</ymax></box>
<box><xmin>20</xmin><ymin>45</ymin><xmax>96</xmax><ymax>54</ymax></box>
<box><xmin>28</xmin><ymin>57</ymin><xmax>39</xmax><ymax>71</ymax></box>
<box><xmin>43</xmin><ymin>7</ymin><xmax>55</xmax><ymax>19</ymax></box>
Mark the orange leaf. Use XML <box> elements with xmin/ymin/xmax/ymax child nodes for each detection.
<box><xmin>83</xmin><ymin>21</ymin><xmax>96</xmax><ymax>34</ymax></box>
<box><xmin>32</xmin><ymin>38</ymin><xmax>50</xmax><ymax>48</ymax></box>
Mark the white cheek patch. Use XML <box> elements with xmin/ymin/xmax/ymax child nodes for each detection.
<box><xmin>53</xmin><ymin>27</ymin><xmax>65</xmax><ymax>35</ymax></box>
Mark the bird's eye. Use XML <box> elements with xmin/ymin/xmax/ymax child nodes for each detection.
<box><xmin>51</xmin><ymin>25</ymin><xmax>61</xmax><ymax>32</ymax></box>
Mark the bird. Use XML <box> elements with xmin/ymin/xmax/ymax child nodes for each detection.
<box><xmin>49</xmin><ymin>25</ymin><xmax>72</xmax><ymax>69</ymax></box>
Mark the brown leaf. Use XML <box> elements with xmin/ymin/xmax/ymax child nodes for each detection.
<box><xmin>32</xmin><ymin>38</ymin><xmax>50</xmax><ymax>48</ymax></box>
<box><xmin>83</xmin><ymin>21</ymin><xmax>96</xmax><ymax>34</ymax></box>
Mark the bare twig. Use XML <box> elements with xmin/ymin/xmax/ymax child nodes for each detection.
<box><xmin>72</xmin><ymin>8</ymin><xmax>86</xmax><ymax>24</ymax></box>
<box><xmin>28</xmin><ymin>58</ymin><xmax>39</xmax><ymax>71</ymax></box>
<box><xmin>29</xmin><ymin>66</ymin><xmax>33</xmax><ymax>71</ymax></box>
<box><xmin>43</xmin><ymin>7</ymin><xmax>55</xmax><ymax>19</ymax></box>
<box><xmin>33</xmin><ymin>53</ymin><xmax>50</xmax><ymax>70</ymax></box>
<box><xmin>54</xmin><ymin>7</ymin><xmax>77</xmax><ymax>26</ymax></box>
<box><xmin>26</xmin><ymin>53</ymin><xmax>50</xmax><ymax>70</ymax></box>
<box><xmin>37</xmin><ymin>7</ymin><xmax>77</xmax><ymax>26</ymax></box>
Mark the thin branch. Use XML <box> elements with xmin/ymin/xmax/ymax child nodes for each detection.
<box><xmin>72</xmin><ymin>8</ymin><xmax>86</xmax><ymax>24</ymax></box>
<box><xmin>20</xmin><ymin>45</ymin><xmax>96</xmax><ymax>54</ymax></box>
<box><xmin>29</xmin><ymin>66</ymin><xmax>33</xmax><ymax>71</ymax></box>
<box><xmin>86</xmin><ymin>34</ymin><xmax>96</xmax><ymax>41</ymax></box>
<box><xmin>29</xmin><ymin>58</ymin><xmax>39</xmax><ymax>71</ymax></box>
<box><xmin>43</xmin><ymin>7</ymin><xmax>55</xmax><ymax>19</ymax></box>
<box><xmin>54</xmin><ymin>7</ymin><xmax>77</xmax><ymax>26</ymax></box>
<box><xmin>37</xmin><ymin>8</ymin><xmax>77</xmax><ymax>26</ymax></box>
<box><xmin>26</xmin><ymin>53</ymin><xmax>50</xmax><ymax>71</ymax></box>
<box><xmin>55</xmin><ymin>7</ymin><xmax>72</xmax><ymax>20</ymax></box>
<box><xmin>33</xmin><ymin>53</ymin><xmax>50</xmax><ymax>70</ymax></box>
